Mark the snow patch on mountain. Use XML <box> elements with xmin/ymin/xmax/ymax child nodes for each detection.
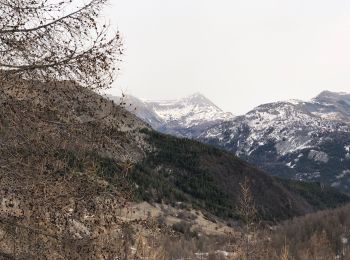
<box><xmin>308</xmin><ymin>150</ymin><xmax>329</xmax><ymax>163</ymax></box>
<box><xmin>336</xmin><ymin>170</ymin><xmax>350</xmax><ymax>180</ymax></box>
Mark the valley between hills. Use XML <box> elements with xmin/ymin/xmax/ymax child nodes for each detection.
<box><xmin>1</xmin><ymin>81</ymin><xmax>350</xmax><ymax>259</ymax></box>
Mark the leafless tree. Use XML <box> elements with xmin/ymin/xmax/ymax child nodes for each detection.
<box><xmin>0</xmin><ymin>1</ymin><xmax>126</xmax><ymax>258</ymax></box>
<box><xmin>0</xmin><ymin>0</ymin><xmax>122</xmax><ymax>91</ymax></box>
<box><xmin>237</xmin><ymin>176</ymin><xmax>258</xmax><ymax>260</ymax></box>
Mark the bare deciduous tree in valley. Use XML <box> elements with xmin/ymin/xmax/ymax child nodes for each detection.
<box><xmin>237</xmin><ymin>176</ymin><xmax>258</xmax><ymax>260</ymax></box>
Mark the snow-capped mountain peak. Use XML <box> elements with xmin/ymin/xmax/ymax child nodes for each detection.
<box><xmin>107</xmin><ymin>93</ymin><xmax>234</xmax><ymax>138</ymax></box>
<box><xmin>146</xmin><ymin>93</ymin><xmax>233</xmax><ymax>126</ymax></box>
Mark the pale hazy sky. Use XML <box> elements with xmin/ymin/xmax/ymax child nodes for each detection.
<box><xmin>103</xmin><ymin>0</ymin><xmax>350</xmax><ymax>114</ymax></box>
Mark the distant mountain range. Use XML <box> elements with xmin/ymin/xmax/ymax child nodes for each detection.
<box><xmin>108</xmin><ymin>91</ymin><xmax>350</xmax><ymax>192</ymax></box>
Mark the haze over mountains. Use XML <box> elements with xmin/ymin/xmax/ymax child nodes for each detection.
<box><xmin>109</xmin><ymin>90</ymin><xmax>350</xmax><ymax>192</ymax></box>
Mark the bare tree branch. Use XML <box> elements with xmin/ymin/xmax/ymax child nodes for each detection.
<box><xmin>0</xmin><ymin>0</ymin><xmax>122</xmax><ymax>90</ymax></box>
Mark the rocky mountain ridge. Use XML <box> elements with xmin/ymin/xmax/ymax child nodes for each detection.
<box><xmin>200</xmin><ymin>91</ymin><xmax>350</xmax><ymax>192</ymax></box>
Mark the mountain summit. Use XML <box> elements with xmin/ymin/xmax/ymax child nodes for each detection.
<box><xmin>108</xmin><ymin>93</ymin><xmax>234</xmax><ymax>138</ymax></box>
